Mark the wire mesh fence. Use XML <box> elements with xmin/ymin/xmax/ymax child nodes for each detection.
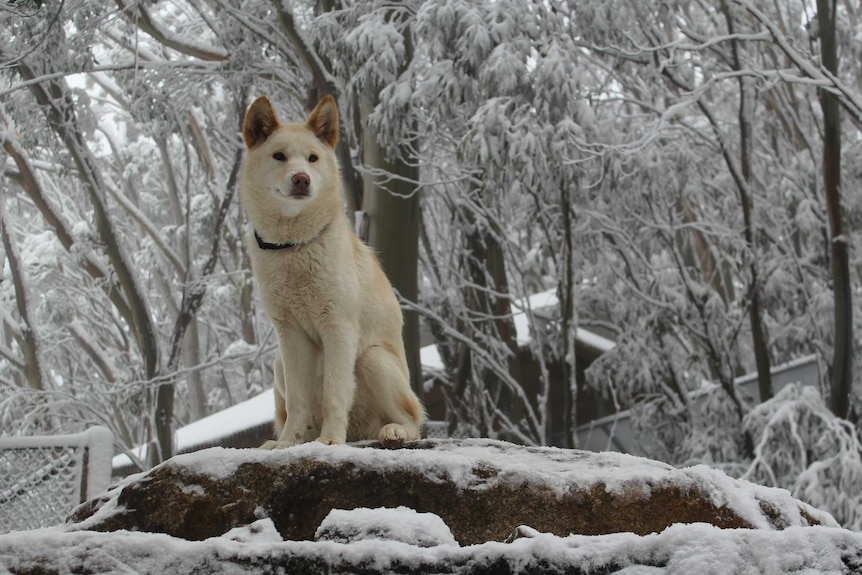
<box><xmin>423</xmin><ymin>421</ymin><xmax>450</xmax><ymax>440</ymax></box>
<box><xmin>0</xmin><ymin>427</ymin><xmax>113</xmax><ymax>533</ymax></box>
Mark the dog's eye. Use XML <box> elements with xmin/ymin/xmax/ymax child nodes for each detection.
<box><xmin>273</xmin><ymin>152</ymin><xmax>287</xmax><ymax>162</ymax></box>
<box><xmin>308</xmin><ymin>154</ymin><xmax>318</xmax><ymax>163</ymax></box>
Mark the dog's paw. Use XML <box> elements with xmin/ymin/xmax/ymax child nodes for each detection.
<box><xmin>378</xmin><ymin>424</ymin><xmax>408</xmax><ymax>448</ymax></box>
<box><xmin>260</xmin><ymin>440</ymin><xmax>297</xmax><ymax>450</ymax></box>
<box><xmin>314</xmin><ymin>436</ymin><xmax>343</xmax><ymax>446</ymax></box>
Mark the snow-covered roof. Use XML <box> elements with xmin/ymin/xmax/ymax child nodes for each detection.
<box><xmin>421</xmin><ymin>288</ymin><xmax>615</xmax><ymax>372</ymax></box>
<box><xmin>113</xmin><ymin>390</ymin><xmax>274</xmax><ymax>470</ymax></box>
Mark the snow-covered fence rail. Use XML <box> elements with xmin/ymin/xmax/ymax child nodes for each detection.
<box><xmin>0</xmin><ymin>427</ymin><xmax>113</xmax><ymax>533</ymax></box>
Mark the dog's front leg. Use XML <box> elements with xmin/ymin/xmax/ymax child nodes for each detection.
<box><xmin>316</xmin><ymin>324</ymin><xmax>358</xmax><ymax>445</ymax></box>
<box><xmin>269</xmin><ymin>331</ymin><xmax>319</xmax><ymax>447</ymax></box>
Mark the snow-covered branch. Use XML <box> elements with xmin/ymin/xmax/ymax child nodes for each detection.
<box><xmin>114</xmin><ymin>0</ymin><xmax>229</xmax><ymax>62</ymax></box>
<box><xmin>731</xmin><ymin>0</ymin><xmax>862</xmax><ymax>130</ymax></box>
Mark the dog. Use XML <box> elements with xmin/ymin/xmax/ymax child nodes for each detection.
<box><xmin>240</xmin><ymin>95</ymin><xmax>426</xmax><ymax>448</ymax></box>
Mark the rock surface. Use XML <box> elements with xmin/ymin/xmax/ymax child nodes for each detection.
<box><xmin>68</xmin><ymin>439</ymin><xmax>834</xmax><ymax>545</ymax></box>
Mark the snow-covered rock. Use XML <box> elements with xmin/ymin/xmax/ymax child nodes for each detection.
<box><xmin>315</xmin><ymin>506</ymin><xmax>458</xmax><ymax>547</ymax></box>
<box><xmin>68</xmin><ymin>439</ymin><xmax>834</xmax><ymax>546</ymax></box>
<box><xmin>1</xmin><ymin>439</ymin><xmax>858</xmax><ymax>574</ymax></box>
<box><xmin>221</xmin><ymin>517</ymin><xmax>283</xmax><ymax>544</ymax></box>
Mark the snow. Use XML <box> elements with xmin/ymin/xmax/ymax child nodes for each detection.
<box><xmin>1</xmin><ymin>521</ymin><xmax>860</xmax><ymax>574</ymax></box>
<box><xmin>316</xmin><ymin>507</ymin><xmax>458</xmax><ymax>547</ymax></box>
<box><xmin>142</xmin><ymin>439</ymin><xmax>680</xmax><ymax>495</ymax></box>
<box><xmin>419</xmin><ymin>341</ymin><xmax>444</xmax><ymax>371</ymax></box>
<box><xmin>682</xmin><ymin>464</ymin><xmax>834</xmax><ymax>530</ymax></box>
<box><xmin>178</xmin><ymin>390</ymin><xmax>274</xmax><ymax>448</ymax></box>
<box><xmin>221</xmin><ymin>518</ymin><xmax>283</xmax><ymax>544</ymax></box>
<box><xmin>81</xmin><ymin>427</ymin><xmax>115</xmax><ymax>499</ymax></box>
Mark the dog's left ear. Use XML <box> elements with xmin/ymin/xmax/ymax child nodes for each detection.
<box><xmin>244</xmin><ymin>96</ymin><xmax>280</xmax><ymax>149</ymax></box>
<box><xmin>306</xmin><ymin>96</ymin><xmax>339</xmax><ymax>148</ymax></box>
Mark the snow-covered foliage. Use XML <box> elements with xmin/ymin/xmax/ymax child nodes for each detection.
<box><xmin>2</xmin><ymin>0</ymin><xmax>862</xmax><ymax>530</ymax></box>
<box><xmin>743</xmin><ymin>384</ymin><xmax>862</xmax><ymax>530</ymax></box>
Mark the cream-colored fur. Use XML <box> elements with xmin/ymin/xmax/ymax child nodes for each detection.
<box><xmin>240</xmin><ymin>95</ymin><xmax>425</xmax><ymax>448</ymax></box>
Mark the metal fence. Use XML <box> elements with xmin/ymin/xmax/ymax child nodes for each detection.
<box><xmin>423</xmin><ymin>421</ymin><xmax>451</xmax><ymax>440</ymax></box>
<box><xmin>0</xmin><ymin>426</ymin><xmax>113</xmax><ymax>533</ymax></box>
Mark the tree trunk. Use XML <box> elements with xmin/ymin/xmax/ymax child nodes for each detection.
<box><xmin>817</xmin><ymin>0</ymin><xmax>853</xmax><ymax>419</ymax></box>
<box><xmin>358</xmin><ymin>14</ymin><xmax>423</xmax><ymax>400</ymax></box>
<box><xmin>360</xmin><ymin>96</ymin><xmax>423</xmax><ymax>399</ymax></box>
<box><xmin>723</xmin><ymin>0</ymin><xmax>773</xmax><ymax>403</ymax></box>
<box><xmin>0</xmin><ymin>194</ymin><xmax>45</xmax><ymax>392</ymax></box>
<box><xmin>457</xmin><ymin>199</ymin><xmax>522</xmax><ymax>438</ymax></box>
<box><xmin>183</xmin><ymin>319</ymin><xmax>207</xmax><ymax>421</ymax></box>
<box><xmin>560</xmin><ymin>184</ymin><xmax>577</xmax><ymax>448</ymax></box>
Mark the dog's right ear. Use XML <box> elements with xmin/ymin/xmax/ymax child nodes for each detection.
<box><xmin>243</xmin><ymin>96</ymin><xmax>280</xmax><ymax>149</ymax></box>
<box><xmin>306</xmin><ymin>96</ymin><xmax>339</xmax><ymax>148</ymax></box>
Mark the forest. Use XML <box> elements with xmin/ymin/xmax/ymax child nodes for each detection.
<box><xmin>1</xmin><ymin>0</ymin><xmax>862</xmax><ymax>529</ymax></box>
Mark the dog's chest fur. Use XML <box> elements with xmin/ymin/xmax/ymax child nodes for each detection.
<box><xmin>249</xmin><ymin>220</ymin><xmax>358</xmax><ymax>340</ymax></box>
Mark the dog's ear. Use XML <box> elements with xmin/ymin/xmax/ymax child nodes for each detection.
<box><xmin>243</xmin><ymin>96</ymin><xmax>280</xmax><ymax>149</ymax></box>
<box><xmin>306</xmin><ymin>96</ymin><xmax>339</xmax><ymax>148</ymax></box>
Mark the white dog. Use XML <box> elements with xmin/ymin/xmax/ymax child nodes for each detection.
<box><xmin>240</xmin><ymin>95</ymin><xmax>425</xmax><ymax>448</ymax></box>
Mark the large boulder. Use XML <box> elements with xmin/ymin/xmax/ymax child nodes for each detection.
<box><xmin>69</xmin><ymin>439</ymin><xmax>833</xmax><ymax>545</ymax></box>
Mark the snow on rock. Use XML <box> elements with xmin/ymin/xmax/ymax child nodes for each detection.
<box><xmin>222</xmin><ymin>518</ymin><xmax>283</xmax><ymax>544</ymax></box>
<box><xmin>68</xmin><ymin>439</ymin><xmax>834</xmax><ymax>548</ymax></box>
<box><xmin>315</xmin><ymin>506</ymin><xmax>458</xmax><ymax>547</ymax></box>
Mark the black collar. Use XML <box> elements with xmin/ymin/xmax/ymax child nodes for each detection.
<box><xmin>254</xmin><ymin>224</ymin><xmax>330</xmax><ymax>251</ymax></box>
<box><xmin>254</xmin><ymin>230</ymin><xmax>296</xmax><ymax>250</ymax></box>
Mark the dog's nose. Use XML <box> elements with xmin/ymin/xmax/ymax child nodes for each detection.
<box><xmin>292</xmin><ymin>172</ymin><xmax>310</xmax><ymax>190</ymax></box>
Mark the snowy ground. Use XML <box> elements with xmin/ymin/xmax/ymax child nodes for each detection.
<box><xmin>2</xmin><ymin>520</ymin><xmax>862</xmax><ymax>574</ymax></box>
